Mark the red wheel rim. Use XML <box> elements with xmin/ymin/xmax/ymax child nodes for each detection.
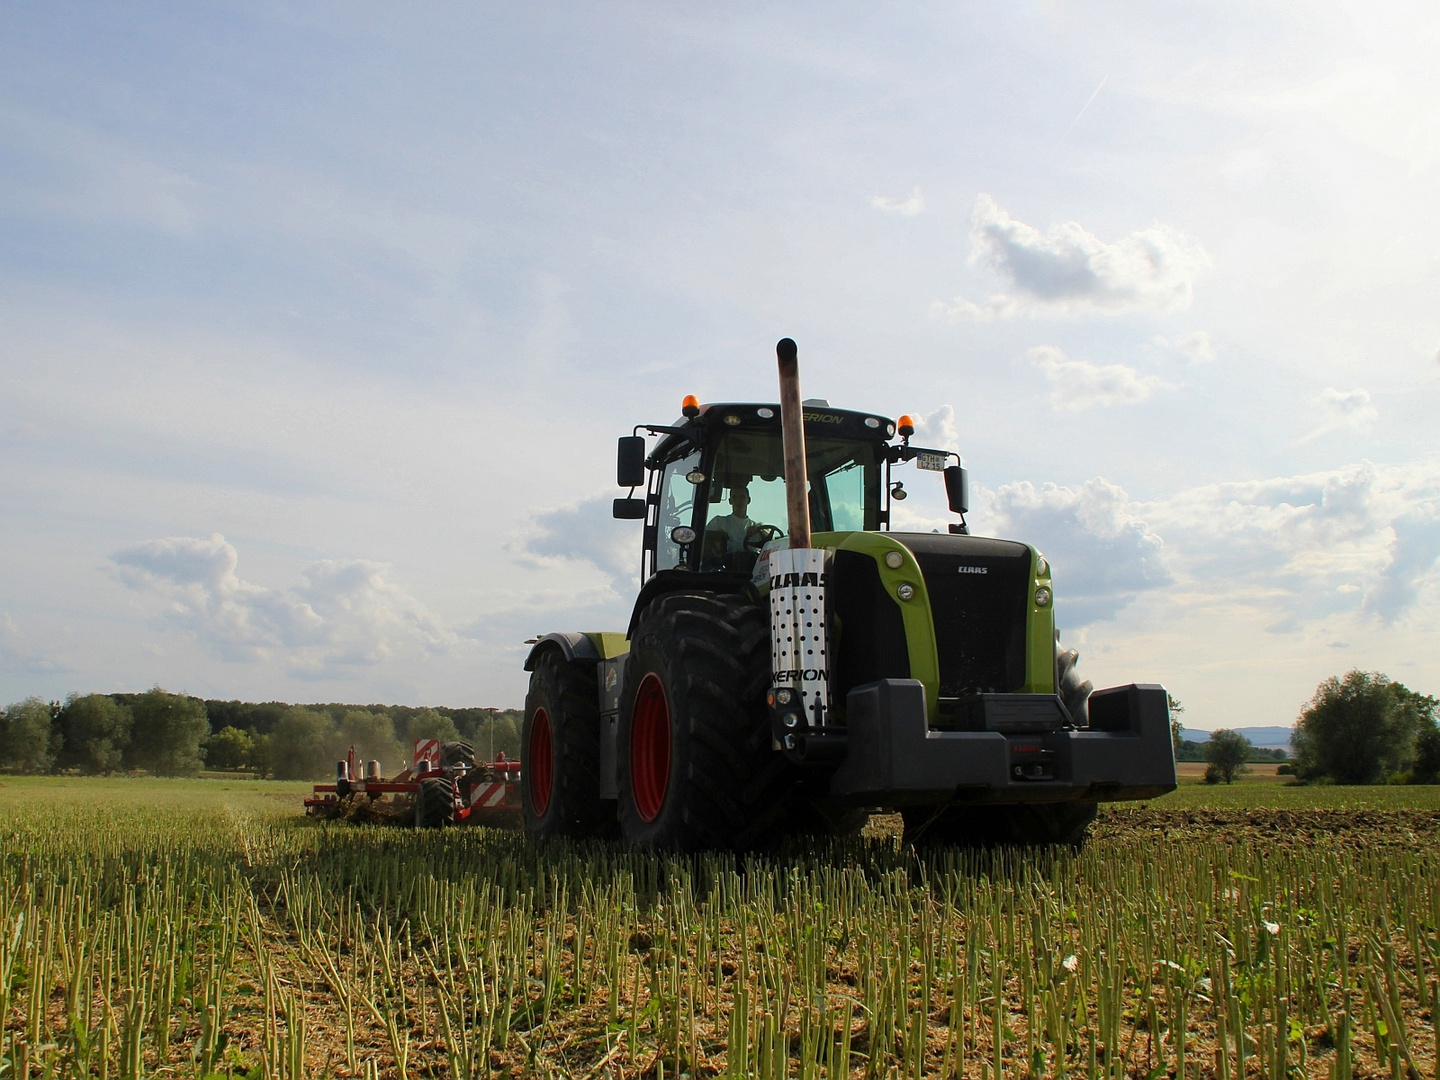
<box><xmin>630</xmin><ymin>673</ymin><xmax>671</xmax><ymax>823</ymax></box>
<box><xmin>528</xmin><ymin>707</ymin><xmax>553</xmax><ymax>816</ymax></box>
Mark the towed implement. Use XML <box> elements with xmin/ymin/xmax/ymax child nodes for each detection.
<box><xmin>521</xmin><ymin>338</ymin><xmax>1176</xmax><ymax>850</ymax></box>
<box><xmin>306</xmin><ymin>740</ymin><xmax>522</xmax><ymax>828</ymax></box>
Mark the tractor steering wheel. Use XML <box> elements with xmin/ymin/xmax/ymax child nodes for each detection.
<box><xmin>743</xmin><ymin>524</ymin><xmax>784</xmax><ymax>551</ymax></box>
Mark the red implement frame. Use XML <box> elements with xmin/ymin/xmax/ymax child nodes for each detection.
<box><xmin>305</xmin><ymin>742</ymin><xmax>523</xmax><ymax>826</ymax></box>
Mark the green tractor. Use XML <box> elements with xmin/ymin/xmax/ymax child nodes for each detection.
<box><xmin>522</xmin><ymin>339</ymin><xmax>1175</xmax><ymax>849</ymax></box>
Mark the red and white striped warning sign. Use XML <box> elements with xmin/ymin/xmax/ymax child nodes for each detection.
<box><xmin>468</xmin><ymin>782</ymin><xmax>509</xmax><ymax>808</ymax></box>
<box><xmin>413</xmin><ymin>739</ymin><xmax>440</xmax><ymax>768</ymax></box>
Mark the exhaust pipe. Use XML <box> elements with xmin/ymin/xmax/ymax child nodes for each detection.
<box><xmin>776</xmin><ymin>337</ymin><xmax>811</xmax><ymax>549</ymax></box>
<box><xmin>768</xmin><ymin>338</ymin><xmax>830</xmax><ymax>743</ymax></box>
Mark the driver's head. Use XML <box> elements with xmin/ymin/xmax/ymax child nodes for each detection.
<box><xmin>729</xmin><ymin>485</ymin><xmax>750</xmax><ymax>514</ymax></box>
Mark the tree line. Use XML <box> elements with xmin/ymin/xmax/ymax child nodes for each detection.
<box><xmin>1172</xmin><ymin>670</ymin><xmax>1439</xmax><ymax>785</ymax></box>
<box><xmin>0</xmin><ymin>688</ymin><xmax>524</xmax><ymax>781</ymax></box>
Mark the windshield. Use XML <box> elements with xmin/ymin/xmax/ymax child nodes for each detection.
<box><xmin>697</xmin><ymin>430</ymin><xmax>881</xmax><ymax>571</ymax></box>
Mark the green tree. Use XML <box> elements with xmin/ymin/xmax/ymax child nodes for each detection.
<box><xmin>127</xmin><ymin>688</ymin><xmax>209</xmax><ymax>776</ymax></box>
<box><xmin>1411</xmin><ymin>724</ymin><xmax>1440</xmax><ymax>785</ymax></box>
<box><xmin>268</xmin><ymin>706</ymin><xmax>339</xmax><ymax>780</ymax></box>
<box><xmin>203</xmin><ymin>726</ymin><xmax>255</xmax><ymax>771</ymax></box>
<box><xmin>1168</xmin><ymin>694</ymin><xmax>1185</xmax><ymax>759</ymax></box>
<box><xmin>249</xmin><ymin>732</ymin><xmax>274</xmax><ymax>778</ymax></box>
<box><xmin>1204</xmin><ymin>729</ymin><xmax>1251</xmax><ymax>784</ymax></box>
<box><xmin>403</xmin><ymin>708</ymin><xmax>461</xmax><ymax>746</ymax></box>
<box><xmin>56</xmin><ymin>693</ymin><xmax>132</xmax><ymax>774</ymax></box>
<box><xmin>1292</xmin><ymin>671</ymin><xmax>1433</xmax><ymax>784</ymax></box>
<box><xmin>1</xmin><ymin>697</ymin><xmax>59</xmax><ymax>773</ymax></box>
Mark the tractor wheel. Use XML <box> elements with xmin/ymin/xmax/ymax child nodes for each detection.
<box><xmin>522</xmin><ymin>648</ymin><xmax>612</xmax><ymax>839</ymax></box>
<box><xmin>1056</xmin><ymin>639</ymin><xmax>1093</xmax><ymax>726</ymax></box>
<box><xmin>415</xmin><ymin>776</ymin><xmax>456</xmax><ymax>828</ymax></box>
<box><xmin>617</xmin><ymin>591</ymin><xmax>791</xmax><ymax>851</ymax></box>
<box><xmin>440</xmin><ymin>741</ymin><xmax>476</xmax><ymax>769</ymax></box>
<box><xmin>901</xmin><ymin>801</ymin><xmax>1097</xmax><ymax>849</ymax></box>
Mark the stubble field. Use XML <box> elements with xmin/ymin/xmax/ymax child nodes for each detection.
<box><xmin>1</xmin><ymin>775</ymin><xmax>1437</xmax><ymax>1079</ymax></box>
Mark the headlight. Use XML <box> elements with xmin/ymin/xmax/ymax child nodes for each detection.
<box><xmin>884</xmin><ymin>550</ymin><xmax>904</xmax><ymax>569</ymax></box>
<box><xmin>1035</xmin><ymin>587</ymin><xmax>1051</xmax><ymax>607</ymax></box>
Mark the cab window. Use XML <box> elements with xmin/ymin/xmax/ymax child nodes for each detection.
<box><xmin>699</xmin><ymin>431</ymin><xmax>880</xmax><ymax>570</ymax></box>
<box><xmin>655</xmin><ymin>448</ymin><xmax>702</xmax><ymax>571</ymax></box>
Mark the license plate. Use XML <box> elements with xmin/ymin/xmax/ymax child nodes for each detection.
<box><xmin>917</xmin><ymin>451</ymin><xmax>947</xmax><ymax>471</ymax></box>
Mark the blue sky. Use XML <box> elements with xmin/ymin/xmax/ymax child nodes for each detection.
<box><xmin>2</xmin><ymin>2</ymin><xmax>1437</xmax><ymax>728</ymax></box>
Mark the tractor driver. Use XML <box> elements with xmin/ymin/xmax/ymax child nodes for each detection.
<box><xmin>701</xmin><ymin>483</ymin><xmax>774</xmax><ymax>569</ymax></box>
<box><xmin>710</xmin><ymin>484</ymin><xmax>758</xmax><ymax>553</ymax></box>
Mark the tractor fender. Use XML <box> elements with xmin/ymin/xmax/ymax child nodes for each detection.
<box><xmin>624</xmin><ymin>569</ymin><xmax>758</xmax><ymax>640</ymax></box>
<box><xmin>523</xmin><ymin>632</ymin><xmax>603</xmax><ymax>672</ymax></box>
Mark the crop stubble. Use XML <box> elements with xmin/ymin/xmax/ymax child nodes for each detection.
<box><xmin>1</xmin><ymin>787</ymin><xmax>1437</xmax><ymax>1078</ymax></box>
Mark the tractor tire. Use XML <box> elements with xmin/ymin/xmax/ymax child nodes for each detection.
<box><xmin>617</xmin><ymin>591</ymin><xmax>791</xmax><ymax>851</ymax></box>
<box><xmin>1056</xmin><ymin>639</ymin><xmax>1093</xmax><ymax>727</ymax></box>
<box><xmin>901</xmin><ymin>800</ymin><xmax>1097</xmax><ymax>849</ymax></box>
<box><xmin>440</xmin><ymin>741</ymin><xmax>476</xmax><ymax>769</ymax></box>
<box><xmin>522</xmin><ymin>648</ymin><xmax>612</xmax><ymax>839</ymax></box>
<box><xmin>415</xmin><ymin>776</ymin><xmax>456</xmax><ymax>828</ymax></box>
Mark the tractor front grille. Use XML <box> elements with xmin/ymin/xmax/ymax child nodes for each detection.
<box><xmin>896</xmin><ymin>534</ymin><xmax>1032</xmax><ymax>699</ymax></box>
<box><xmin>829</xmin><ymin>548</ymin><xmax>910</xmax><ymax>711</ymax></box>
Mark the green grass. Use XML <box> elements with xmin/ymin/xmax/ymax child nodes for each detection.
<box><xmin>0</xmin><ymin>774</ymin><xmax>1438</xmax><ymax>1078</ymax></box>
<box><xmin>8</xmin><ymin>770</ymin><xmax>1439</xmax><ymax>813</ymax></box>
<box><xmin>1149</xmin><ymin>771</ymin><xmax>1440</xmax><ymax>810</ymax></box>
<box><xmin>0</xmin><ymin>773</ymin><xmax>312</xmax><ymax>812</ymax></box>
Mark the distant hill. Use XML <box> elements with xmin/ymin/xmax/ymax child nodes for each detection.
<box><xmin>1181</xmin><ymin>725</ymin><xmax>1294</xmax><ymax>750</ymax></box>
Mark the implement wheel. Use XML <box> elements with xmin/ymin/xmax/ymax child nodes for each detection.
<box><xmin>901</xmin><ymin>801</ymin><xmax>1097</xmax><ymax>849</ymax></box>
<box><xmin>522</xmin><ymin>648</ymin><xmax>612</xmax><ymax>838</ymax></box>
<box><xmin>415</xmin><ymin>776</ymin><xmax>456</xmax><ymax>828</ymax></box>
<box><xmin>617</xmin><ymin>591</ymin><xmax>789</xmax><ymax>851</ymax></box>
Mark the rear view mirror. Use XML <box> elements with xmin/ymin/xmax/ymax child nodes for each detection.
<box><xmin>613</xmin><ymin>498</ymin><xmax>647</xmax><ymax>520</ymax></box>
<box><xmin>944</xmin><ymin>465</ymin><xmax>969</xmax><ymax>515</ymax></box>
<box><xmin>617</xmin><ymin>436</ymin><xmax>646</xmax><ymax>488</ymax></box>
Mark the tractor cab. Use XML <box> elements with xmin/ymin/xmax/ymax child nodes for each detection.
<box><xmin>615</xmin><ymin>400</ymin><xmax>967</xmax><ymax>580</ymax></box>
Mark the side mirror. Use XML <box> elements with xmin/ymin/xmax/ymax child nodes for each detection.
<box><xmin>613</xmin><ymin>497</ymin><xmax>647</xmax><ymax>520</ymax></box>
<box><xmin>944</xmin><ymin>465</ymin><xmax>969</xmax><ymax>515</ymax></box>
<box><xmin>617</xmin><ymin>436</ymin><xmax>646</xmax><ymax>488</ymax></box>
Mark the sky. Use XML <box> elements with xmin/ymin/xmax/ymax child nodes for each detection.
<box><xmin>2</xmin><ymin>2</ymin><xmax>1438</xmax><ymax>730</ymax></box>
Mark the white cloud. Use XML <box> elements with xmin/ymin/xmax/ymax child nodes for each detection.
<box><xmin>910</xmin><ymin>404</ymin><xmax>959</xmax><ymax>450</ymax></box>
<box><xmin>870</xmin><ymin>185</ymin><xmax>924</xmax><ymax>216</ymax></box>
<box><xmin>1144</xmin><ymin>461</ymin><xmax>1440</xmax><ymax>627</ymax></box>
<box><xmin>934</xmin><ymin>195</ymin><xmax>1211</xmax><ymax>321</ymax></box>
<box><xmin>515</xmin><ymin>496</ymin><xmax>642</xmax><ymax>598</ymax></box>
<box><xmin>1255</xmin><ymin>61</ymin><xmax>1440</xmax><ymax>176</ymax></box>
<box><xmin>1365</xmin><ymin>505</ymin><xmax>1440</xmax><ymax>623</ymax></box>
<box><xmin>989</xmin><ymin>478</ymin><xmax>1171</xmax><ymax>625</ymax></box>
<box><xmin>1296</xmin><ymin>387</ymin><xmax>1378</xmax><ymax>443</ymax></box>
<box><xmin>0</xmin><ymin>613</ymin><xmax>62</xmax><ymax>676</ymax></box>
<box><xmin>1155</xmin><ymin>330</ymin><xmax>1215</xmax><ymax>364</ymax></box>
<box><xmin>1027</xmin><ymin>345</ymin><xmax>1168</xmax><ymax>411</ymax></box>
<box><xmin>111</xmin><ymin>534</ymin><xmax>457</xmax><ymax>674</ymax></box>
<box><xmin>980</xmin><ymin>461</ymin><xmax>1440</xmax><ymax>633</ymax></box>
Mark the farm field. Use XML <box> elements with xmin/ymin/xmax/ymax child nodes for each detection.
<box><xmin>1</xmin><ymin>776</ymin><xmax>1437</xmax><ymax>1078</ymax></box>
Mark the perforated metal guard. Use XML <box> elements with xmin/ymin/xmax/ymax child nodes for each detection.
<box><xmin>767</xmin><ymin>547</ymin><xmax>830</xmax><ymax>726</ymax></box>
